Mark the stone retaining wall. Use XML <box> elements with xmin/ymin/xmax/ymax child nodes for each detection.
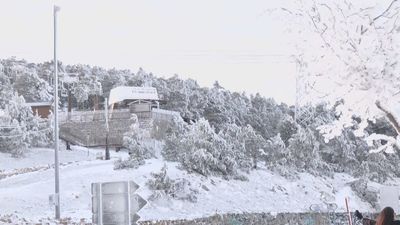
<box><xmin>60</xmin><ymin>111</ymin><xmax>135</xmax><ymax>147</ymax></box>
<box><xmin>138</xmin><ymin>212</ymin><xmax>376</xmax><ymax>225</ymax></box>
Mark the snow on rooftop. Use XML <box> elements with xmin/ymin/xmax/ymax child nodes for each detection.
<box><xmin>109</xmin><ymin>86</ymin><xmax>159</xmax><ymax>106</ymax></box>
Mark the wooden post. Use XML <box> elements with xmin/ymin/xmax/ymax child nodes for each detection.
<box><xmin>345</xmin><ymin>197</ymin><xmax>353</xmax><ymax>225</ymax></box>
<box><xmin>67</xmin><ymin>87</ymin><xmax>72</xmax><ymax>119</ymax></box>
<box><xmin>93</xmin><ymin>95</ymin><xmax>99</xmax><ymax>111</ymax></box>
<box><xmin>105</xmin><ymin>132</ymin><xmax>110</xmax><ymax>160</ymax></box>
<box><xmin>66</xmin><ymin>86</ymin><xmax>72</xmax><ymax>149</ymax></box>
<box><xmin>105</xmin><ymin>98</ymin><xmax>110</xmax><ymax>160</ymax></box>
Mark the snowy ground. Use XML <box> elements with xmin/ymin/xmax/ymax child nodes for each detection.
<box><xmin>0</xmin><ymin>146</ymin><xmax>384</xmax><ymax>223</ymax></box>
<box><xmin>0</xmin><ymin>146</ymin><xmax>96</xmax><ymax>171</ymax></box>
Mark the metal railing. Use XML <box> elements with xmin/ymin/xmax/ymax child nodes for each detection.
<box><xmin>59</xmin><ymin>109</ymin><xmax>131</xmax><ymax>123</ymax></box>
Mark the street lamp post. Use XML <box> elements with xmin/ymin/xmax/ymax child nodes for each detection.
<box><xmin>53</xmin><ymin>5</ymin><xmax>61</xmax><ymax>220</ymax></box>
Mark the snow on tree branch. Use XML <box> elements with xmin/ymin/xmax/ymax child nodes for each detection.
<box><xmin>278</xmin><ymin>0</ymin><xmax>400</xmax><ymax>153</ymax></box>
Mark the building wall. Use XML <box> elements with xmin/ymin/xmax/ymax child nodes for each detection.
<box><xmin>31</xmin><ymin>106</ymin><xmax>51</xmax><ymax>118</ymax></box>
<box><xmin>130</xmin><ymin>103</ymin><xmax>152</xmax><ymax>113</ymax></box>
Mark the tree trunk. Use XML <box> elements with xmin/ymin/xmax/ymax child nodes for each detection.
<box><xmin>66</xmin><ymin>140</ymin><xmax>71</xmax><ymax>150</ymax></box>
<box><xmin>376</xmin><ymin>101</ymin><xmax>400</xmax><ymax>135</ymax></box>
<box><xmin>93</xmin><ymin>95</ymin><xmax>99</xmax><ymax>110</ymax></box>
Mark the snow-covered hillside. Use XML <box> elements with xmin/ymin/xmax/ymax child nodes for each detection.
<box><xmin>0</xmin><ymin>147</ymin><xmax>383</xmax><ymax>224</ymax></box>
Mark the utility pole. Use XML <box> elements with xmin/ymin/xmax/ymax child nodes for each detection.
<box><xmin>53</xmin><ymin>5</ymin><xmax>61</xmax><ymax>220</ymax></box>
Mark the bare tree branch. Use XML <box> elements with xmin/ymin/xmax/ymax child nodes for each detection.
<box><xmin>372</xmin><ymin>0</ymin><xmax>399</xmax><ymax>24</ymax></box>
<box><xmin>376</xmin><ymin>100</ymin><xmax>400</xmax><ymax>135</ymax></box>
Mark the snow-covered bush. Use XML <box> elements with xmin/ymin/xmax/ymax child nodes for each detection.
<box><xmin>147</xmin><ymin>165</ymin><xmax>198</xmax><ymax>202</ymax></box>
<box><xmin>353</xmin><ymin>152</ymin><xmax>400</xmax><ymax>183</ymax></box>
<box><xmin>163</xmin><ymin>118</ymin><xmax>247</xmax><ymax>178</ymax></box>
<box><xmin>165</xmin><ymin>120</ymin><xmax>267</xmax><ymax>178</ymax></box>
<box><xmin>349</xmin><ymin>178</ymin><xmax>378</xmax><ymax>209</ymax></box>
<box><xmin>114</xmin><ymin>157</ymin><xmax>145</xmax><ymax>170</ymax></box>
<box><xmin>124</xmin><ymin>122</ymin><xmax>152</xmax><ymax>159</ymax></box>
<box><xmin>147</xmin><ymin>164</ymin><xmax>173</xmax><ymax>191</ymax></box>
<box><xmin>320</xmin><ymin>131</ymin><xmax>357</xmax><ymax>173</ymax></box>
<box><xmin>17</xmin><ymin>116</ymin><xmax>52</xmax><ymax>150</ymax></box>
<box><xmin>0</xmin><ymin>116</ymin><xmax>27</xmax><ymax>157</ymax></box>
<box><xmin>114</xmin><ymin>116</ymin><xmax>153</xmax><ymax>169</ymax></box>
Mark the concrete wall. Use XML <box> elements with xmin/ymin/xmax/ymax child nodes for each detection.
<box><xmin>138</xmin><ymin>212</ymin><xmax>376</xmax><ymax>225</ymax></box>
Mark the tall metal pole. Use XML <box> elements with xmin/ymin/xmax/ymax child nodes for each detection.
<box><xmin>53</xmin><ymin>5</ymin><xmax>61</xmax><ymax>220</ymax></box>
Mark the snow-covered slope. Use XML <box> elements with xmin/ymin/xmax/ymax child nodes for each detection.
<box><xmin>0</xmin><ymin>147</ymin><xmax>380</xmax><ymax>223</ymax></box>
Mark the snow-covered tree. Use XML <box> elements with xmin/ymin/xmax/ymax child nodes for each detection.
<box><xmin>203</xmin><ymin>83</ymin><xmax>230</xmax><ymax>129</ymax></box>
<box><xmin>262</xmin><ymin>133</ymin><xmax>287</xmax><ymax>164</ymax></box>
<box><xmin>226</xmin><ymin>92</ymin><xmax>251</xmax><ymax>126</ymax></box>
<box><xmin>135</xmin><ymin>68</ymin><xmax>154</xmax><ymax>87</ymax></box>
<box><xmin>163</xmin><ymin>75</ymin><xmax>192</xmax><ymax>120</ymax></box>
<box><xmin>219</xmin><ymin>123</ymin><xmax>252</xmax><ymax>171</ymax></box>
<box><xmin>0</xmin><ymin>112</ymin><xmax>26</xmax><ymax>156</ymax></box>
<box><xmin>260</xmin><ymin>133</ymin><xmax>299</xmax><ymax>178</ymax></box>
<box><xmin>71</xmin><ymin>81</ymin><xmax>89</xmax><ymax>106</ymax></box>
<box><xmin>65</xmin><ymin>64</ymin><xmax>103</xmax><ymax>109</ymax></box>
<box><xmin>100</xmin><ymin>67</ymin><xmax>128</xmax><ymax>97</ymax></box>
<box><xmin>287</xmin><ymin>127</ymin><xmax>333</xmax><ymax>176</ymax></box>
<box><xmin>247</xmin><ymin>94</ymin><xmax>284</xmax><ymax>139</ymax></box>
<box><xmin>28</xmin><ymin>113</ymin><xmax>53</xmax><ymax>148</ymax></box>
<box><xmin>0</xmin><ymin>70</ymin><xmax>52</xmax><ymax>156</ymax></box>
<box><xmin>115</xmin><ymin>115</ymin><xmax>153</xmax><ymax>169</ymax></box>
<box><xmin>162</xmin><ymin>116</ymin><xmax>188</xmax><ymax>161</ymax></box>
<box><xmin>242</xmin><ymin>125</ymin><xmax>267</xmax><ymax>169</ymax></box>
<box><xmin>277</xmin><ymin>114</ymin><xmax>298</xmax><ymax>146</ymax></box>
<box><xmin>280</xmin><ymin>0</ymin><xmax>400</xmax><ymax>153</ymax></box>
<box><xmin>176</xmin><ymin>118</ymin><xmax>238</xmax><ymax>177</ymax></box>
<box><xmin>13</xmin><ymin>69</ymin><xmax>52</xmax><ymax>102</ymax></box>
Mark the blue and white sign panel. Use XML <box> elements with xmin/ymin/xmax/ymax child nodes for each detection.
<box><xmin>92</xmin><ymin>181</ymin><xmax>147</xmax><ymax>225</ymax></box>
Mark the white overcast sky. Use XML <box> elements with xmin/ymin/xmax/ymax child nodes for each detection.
<box><xmin>0</xmin><ymin>0</ymin><xmax>296</xmax><ymax>104</ymax></box>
